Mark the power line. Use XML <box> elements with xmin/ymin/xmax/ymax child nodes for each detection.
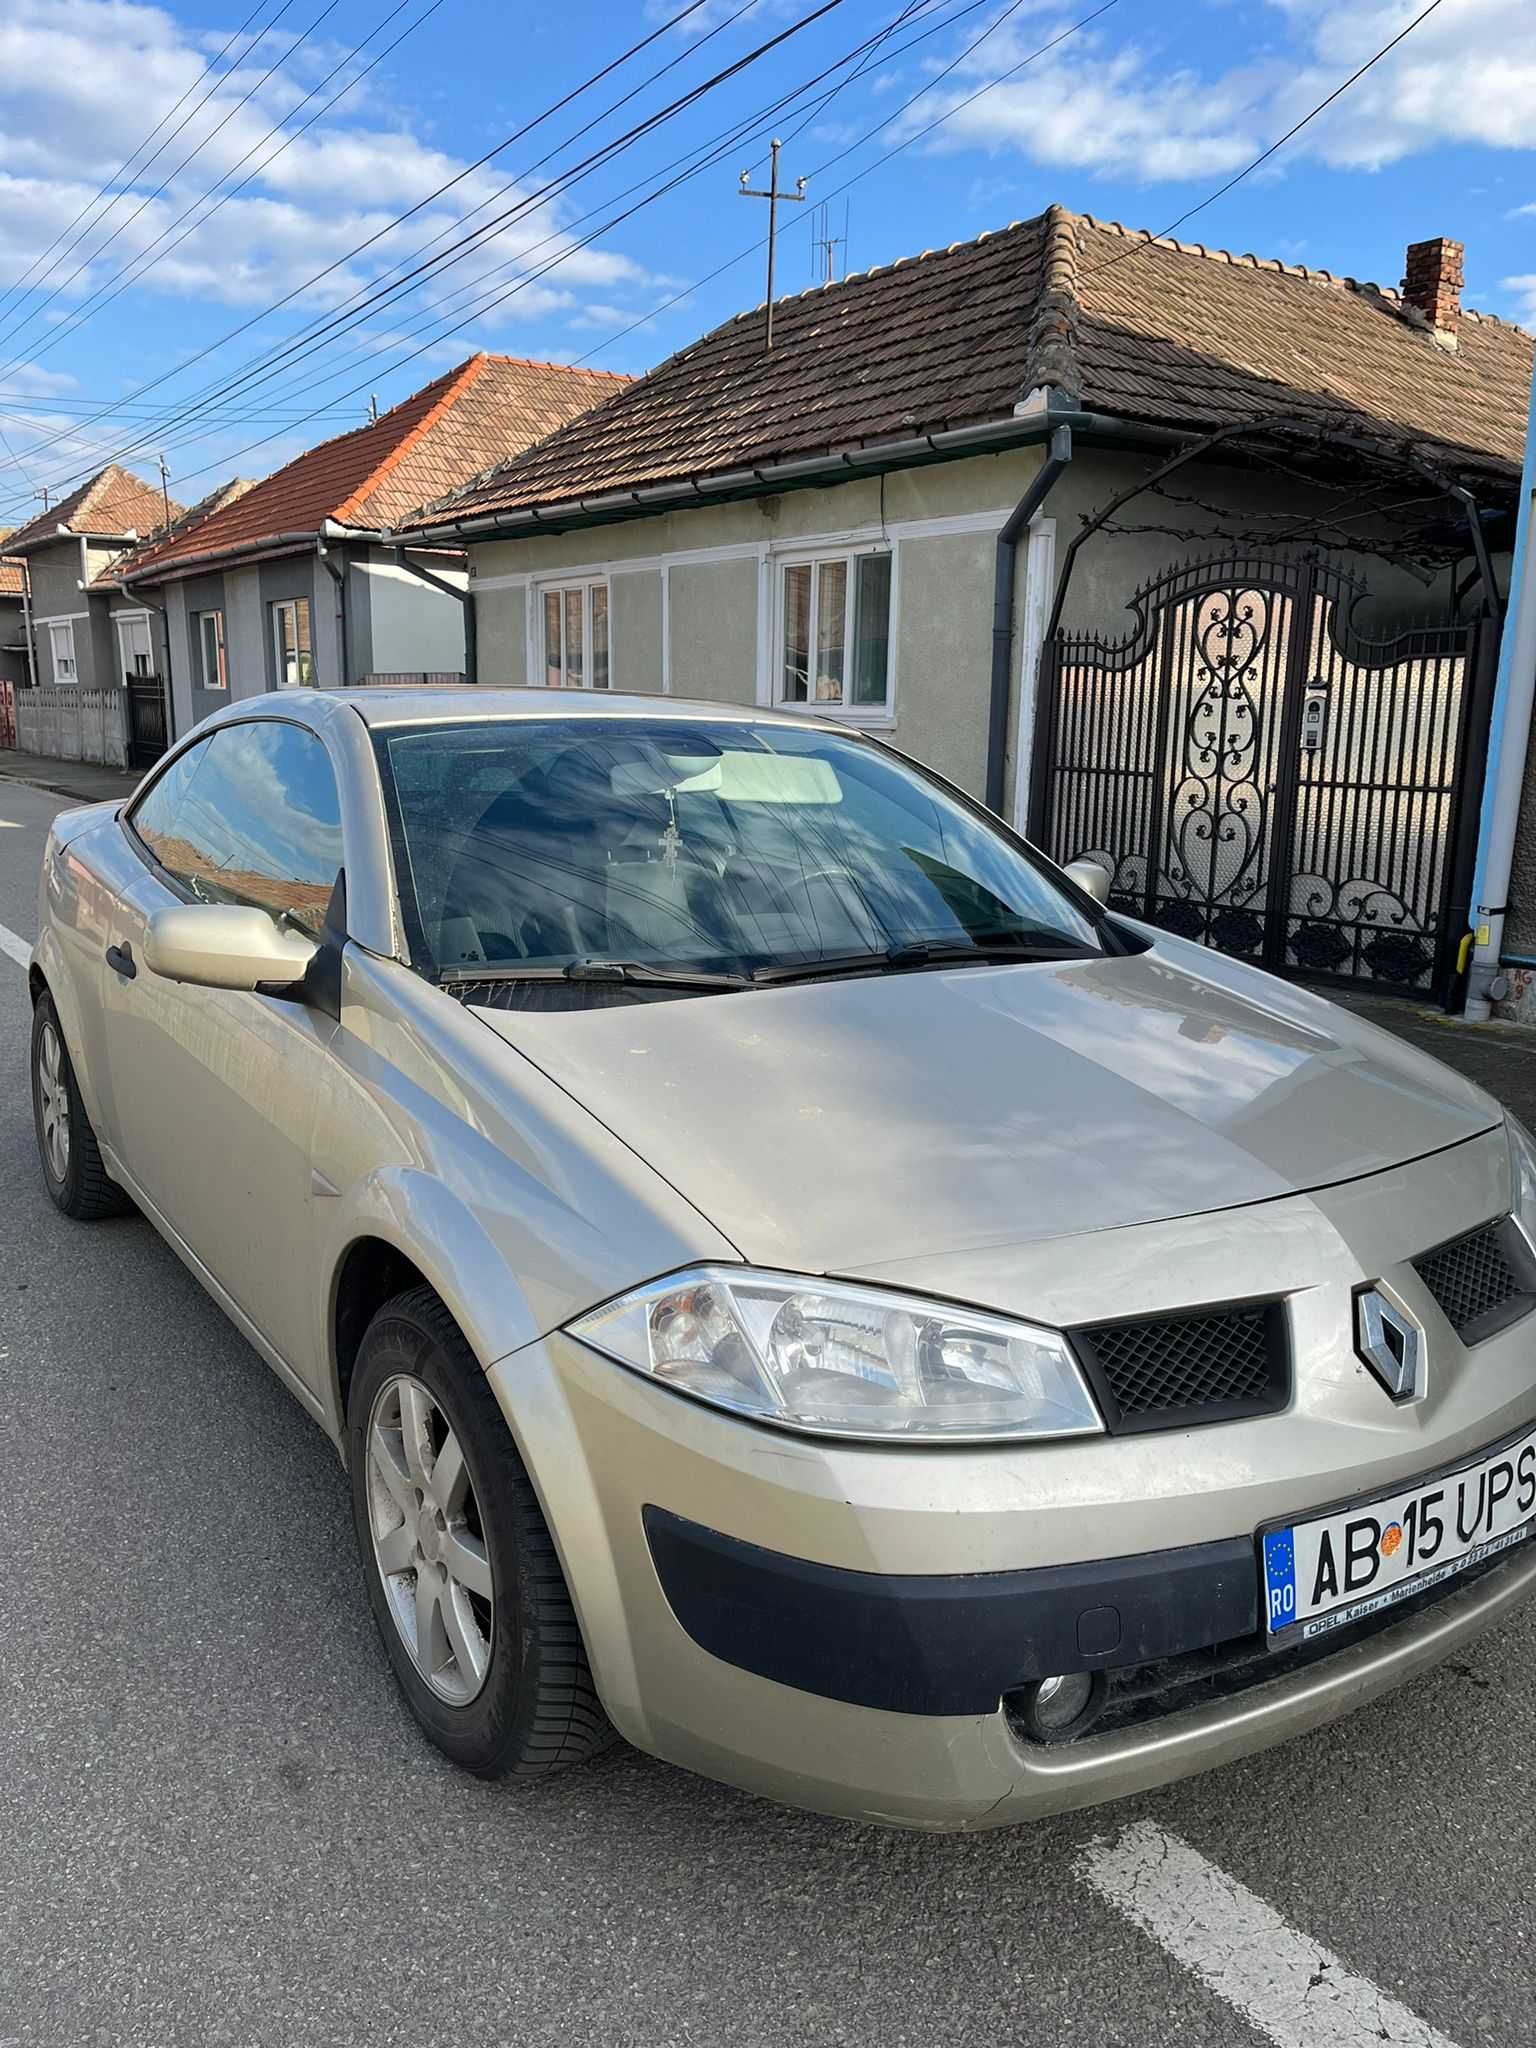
<box><xmin>0</xmin><ymin>0</ymin><xmax>725</xmax><ymax>479</ymax></box>
<box><xmin>0</xmin><ymin>0</ymin><xmax>448</xmax><ymax>390</ymax></box>
<box><xmin>0</xmin><ymin>0</ymin><xmax>871</xmax><ymax>503</ymax></box>
<box><xmin>1083</xmin><ymin>0</ymin><xmax>1447</xmax><ymax>277</ymax></box>
<box><xmin>0</xmin><ymin>0</ymin><xmax>286</xmax><ymax>329</ymax></box>
<box><xmin>163</xmin><ymin>0</ymin><xmax>1098</xmax><ymax>493</ymax></box>
<box><xmin>568</xmin><ymin>0</ymin><xmax>1109</xmax><ymax>369</ymax></box>
<box><xmin>0</xmin><ymin>0</ymin><xmax>342</xmax><ymax>366</ymax></box>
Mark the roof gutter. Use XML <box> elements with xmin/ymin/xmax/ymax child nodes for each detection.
<box><xmin>118</xmin><ymin>528</ymin><xmax>324</xmax><ymax>586</ymax></box>
<box><xmin>388</xmin><ymin>411</ymin><xmax>1117</xmax><ymax>546</ymax></box>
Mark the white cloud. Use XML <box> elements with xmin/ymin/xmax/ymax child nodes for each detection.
<box><xmin>889</xmin><ymin>0</ymin><xmax>1536</xmax><ymax>183</ymax></box>
<box><xmin>1501</xmin><ymin>273</ymin><xmax>1536</xmax><ymax>325</ymax></box>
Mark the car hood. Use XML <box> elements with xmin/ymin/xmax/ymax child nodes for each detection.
<box><xmin>470</xmin><ymin>939</ymin><xmax>1500</xmax><ymax>1275</ymax></box>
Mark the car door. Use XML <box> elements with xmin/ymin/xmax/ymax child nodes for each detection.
<box><xmin>102</xmin><ymin>718</ymin><xmax>346</xmax><ymax>1396</ymax></box>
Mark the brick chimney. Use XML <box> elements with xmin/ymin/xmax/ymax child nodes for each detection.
<box><xmin>1401</xmin><ymin>236</ymin><xmax>1463</xmax><ymax>348</ymax></box>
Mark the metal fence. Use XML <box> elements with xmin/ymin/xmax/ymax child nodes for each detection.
<box><xmin>0</xmin><ymin>678</ymin><xmax>14</xmax><ymax>751</ymax></box>
<box><xmin>14</xmin><ymin>684</ymin><xmax>129</xmax><ymax>767</ymax></box>
<box><xmin>352</xmin><ymin>671</ymin><xmax>464</xmax><ymax>687</ymax></box>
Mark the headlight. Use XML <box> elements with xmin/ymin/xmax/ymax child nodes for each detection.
<box><xmin>1507</xmin><ymin>1115</ymin><xmax>1536</xmax><ymax>1244</ymax></box>
<box><xmin>565</xmin><ymin>1267</ymin><xmax>1104</xmax><ymax>1442</ymax></box>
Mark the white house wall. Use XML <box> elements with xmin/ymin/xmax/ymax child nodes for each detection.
<box><xmin>355</xmin><ymin>550</ymin><xmax>466</xmax><ymax>677</ymax></box>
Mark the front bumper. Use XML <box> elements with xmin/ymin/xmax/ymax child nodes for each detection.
<box><xmin>487</xmin><ymin>1131</ymin><xmax>1536</xmax><ymax>1829</ymax></box>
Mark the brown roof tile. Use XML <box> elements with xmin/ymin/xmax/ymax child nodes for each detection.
<box><xmin>410</xmin><ymin>207</ymin><xmax>1531</xmax><ymax>531</ymax></box>
<box><xmin>119</xmin><ymin>354</ymin><xmax>628</xmax><ymax>579</ymax></box>
<box><xmin>4</xmin><ymin>464</ymin><xmax>183</xmax><ymax>554</ymax></box>
<box><xmin>99</xmin><ymin>477</ymin><xmax>258</xmax><ymax>585</ymax></box>
<box><xmin>0</xmin><ymin>558</ymin><xmax>23</xmax><ymax>598</ymax></box>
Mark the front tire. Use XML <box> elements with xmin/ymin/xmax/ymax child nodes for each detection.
<box><xmin>31</xmin><ymin>991</ymin><xmax>129</xmax><ymax>1221</ymax></box>
<box><xmin>348</xmin><ymin>1285</ymin><xmax>614</xmax><ymax>1778</ymax></box>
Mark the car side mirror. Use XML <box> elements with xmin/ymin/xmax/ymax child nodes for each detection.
<box><xmin>143</xmin><ymin>903</ymin><xmax>319</xmax><ymax>992</ymax></box>
<box><xmin>1063</xmin><ymin>858</ymin><xmax>1111</xmax><ymax>906</ymax></box>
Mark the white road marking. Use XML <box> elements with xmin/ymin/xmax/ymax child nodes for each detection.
<box><xmin>1079</xmin><ymin>1821</ymin><xmax>1460</xmax><ymax>2048</ymax></box>
<box><xmin>0</xmin><ymin>818</ymin><xmax>21</xmax><ymax>827</ymax></box>
<box><xmin>0</xmin><ymin>918</ymin><xmax>31</xmax><ymax>969</ymax></box>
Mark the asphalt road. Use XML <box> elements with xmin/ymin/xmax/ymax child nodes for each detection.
<box><xmin>3</xmin><ymin>773</ymin><xmax>1536</xmax><ymax>2048</ymax></box>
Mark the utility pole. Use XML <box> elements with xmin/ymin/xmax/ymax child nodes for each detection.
<box><xmin>32</xmin><ymin>485</ymin><xmax>50</xmax><ymax>514</ymax></box>
<box><xmin>157</xmin><ymin>452</ymin><xmax>172</xmax><ymax>530</ymax></box>
<box><xmin>739</xmin><ymin>139</ymin><xmax>805</xmax><ymax>351</ymax></box>
<box><xmin>368</xmin><ymin>393</ymin><xmax>379</xmax><ymax>424</ymax></box>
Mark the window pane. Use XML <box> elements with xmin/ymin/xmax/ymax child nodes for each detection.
<box><xmin>379</xmin><ymin>715</ymin><xmax>1105</xmax><ymax>984</ymax></box>
<box><xmin>564</xmin><ymin>588</ymin><xmax>583</xmax><ymax>688</ymax></box>
<box><xmin>543</xmin><ymin>591</ymin><xmax>562</xmax><ymax>689</ymax></box>
<box><xmin>145</xmin><ymin>722</ymin><xmax>342</xmax><ymax>931</ymax></box>
<box><xmin>591</xmin><ymin>584</ymin><xmax>609</xmax><ymax>690</ymax></box>
<box><xmin>293</xmin><ymin>597</ymin><xmax>314</xmax><ymax>685</ymax></box>
<box><xmin>130</xmin><ymin>737</ymin><xmax>215</xmax><ymax>871</ymax></box>
<box><xmin>782</xmin><ymin>562</ymin><xmax>810</xmax><ymax>701</ymax></box>
<box><xmin>814</xmin><ymin>558</ymin><xmax>847</xmax><ymax>703</ymax></box>
<box><xmin>851</xmin><ymin>553</ymin><xmax>892</xmax><ymax>705</ymax></box>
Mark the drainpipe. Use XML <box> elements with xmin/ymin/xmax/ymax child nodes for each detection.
<box><xmin>19</xmin><ymin>559</ymin><xmax>38</xmax><ymax>692</ymax></box>
<box><xmin>318</xmin><ymin>541</ymin><xmax>348</xmax><ymax>687</ymax></box>
<box><xmin>391</xmin><ymin>546</ymin><xmax>476</xmax><ymax>685</ymax></box>
<box><xmin>1463</xmin><ymin>351</ymin><xmax>1536</xmax><ymax>1020</ymax></box>
<box><xmin>985</xmin><ymin>423</ymin><xmax>1073</xmax><ymax>817</ymax></box>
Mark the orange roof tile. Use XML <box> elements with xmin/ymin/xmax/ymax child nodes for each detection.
<box><xmin>119</xmin><ymin>355</ymin><xmax>628</xmax><ymax>580</ymax></box>
<box><xmin>4</xmin><ymin>465</ymin><xmax>183</xmax><ymax>554</ymax></box>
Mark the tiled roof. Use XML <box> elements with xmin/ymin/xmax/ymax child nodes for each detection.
<box><xmin>119</xmin><ymin>354</ymin><xmax>629</xmax><ymax>579</ymax></box>
<box><xmin>0</xmin><ymin>529</ymin><xmax>22</xmax><ymax>598</ymax></box>
<box><xmin>409</xmin><ymin>207</ymin><xmax>1532</xmax><ymax>532</ymax></box>
<box><xmin>4</xmin><ymin>465</ymin><xmax>184</xmax><ymax>554</ymax></box>
<box><xmin>99</xmin><ymin>477</ymin><xmax>257</xmax><ymax>585</ymax></box>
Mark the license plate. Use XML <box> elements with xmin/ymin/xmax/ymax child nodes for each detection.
<box><xmin>1262</xmin><ymin>1426</ymin><xmax>1536</xmax><ymax>1638</ymax></box>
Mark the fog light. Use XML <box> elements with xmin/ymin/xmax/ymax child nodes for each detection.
<box><xmin>1018</xmin><ymin>1670</ymin><xmax>1106</xmax><ymax>1743</ymax></box>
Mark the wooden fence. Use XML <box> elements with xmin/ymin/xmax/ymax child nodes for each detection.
<box><xmin>15</xmin><ymin>685</ymin><xmax>129</xmax><ymax>767</ymax></box>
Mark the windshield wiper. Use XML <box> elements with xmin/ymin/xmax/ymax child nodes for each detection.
<box><xmin>750</xmin><ymin>938</ymin><xmax>1093</xmax><ymax>986</ymax></box>
<box><xmin>438</xmin><ymin>957</ymin><xmax>753</xmax><ymax>992</ymax></box>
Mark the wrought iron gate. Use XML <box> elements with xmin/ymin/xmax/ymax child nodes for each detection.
<box><xmin>125</xmin><ymin>674</ymin><xmax>169</xmax><ymax>770</ymax></box>
<box><xmin>1029</xmin><ymin>553</ymin><xmax>1492</xmax><ymax>999</ymax></box>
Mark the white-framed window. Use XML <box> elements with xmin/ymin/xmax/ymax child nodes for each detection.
<box><xmin>47</xmin><ymin>619</ymin><xmax>77</xmax><ymax>684</ymax></box>
<box><xmin>195</xmin><ymin>609</ymin><xmax>228</xmax><ymax>691</ymax></box>
<box><xmin>115</xmin><ymin>612</ymin><xmax>153</xmax><ymax>679</ymax></box>
<box><xmin>272</xmin><ymin>597</ymin><xmax>314</xmax><ymax>687</ymax></box>
<box><xmin>776</xmin><ymin>545</ymin><xmax>892</xmax><ymax>713</ymax></box>
<box><xmin>539</xmin><ymin>578</ymin><xmax>609</xmax><ymax>689</ymax></box>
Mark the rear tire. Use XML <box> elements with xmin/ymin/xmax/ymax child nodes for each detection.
<box><xmin>31</xmin><ymin>991</ymin><xmax>129</xmax><ymax>1221</ymax></box>
<box><xmin>348</xmin><ymin>1284</ymin><xmax>615</xmax><ymax>1778</ymax></box>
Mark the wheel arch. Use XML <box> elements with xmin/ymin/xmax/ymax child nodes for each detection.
<box><xmin>325</xmin><ymin>1168</ymin><xmax>550</xmax><ymax>1442</ymax></box>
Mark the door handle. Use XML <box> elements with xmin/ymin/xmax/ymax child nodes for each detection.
<box><xmin>105</xmin><ymin>941</ymin><xmax>136</xmax><ymax>980</ymax></box>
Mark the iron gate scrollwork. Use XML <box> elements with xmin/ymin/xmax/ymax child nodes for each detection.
<box><xmin>1031</xmin><ymin>553</ymin><xmax>1490</xmax><ymax>1000</ymax></box>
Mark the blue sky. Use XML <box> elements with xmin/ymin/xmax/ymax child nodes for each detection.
<box><xmin>0</xmin><ymin>0</ymin><xmax>1532</xmax><ymax>530</ymax></box>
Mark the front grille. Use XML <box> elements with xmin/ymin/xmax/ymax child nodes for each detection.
<box><xmin>1413</xmin><ymin>1220</ymin><xmax>1531</xmax><ymax>1343</ymax></box>
<box><xmin>1071</xmin><ymin>1302</ymin><xmax>1287</xmax><ymax>1434</ymax></box>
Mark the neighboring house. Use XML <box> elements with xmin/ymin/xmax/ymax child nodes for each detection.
<box><xmin>4</xmin><ymin>466</ymin><xmax>185</xmax><ymax>694</ymax></box>
<box><xmin>0</xmin><ymin>543</ymin><xmax>28</xmax><ymax>694</ymax></box>
<box><xmin>398</xmin><ymin>206</ymin><xmax>1531</xmax><ymax>1004</ymax></box>
<box><xmin>115</xmin><ymin>352</ymin><xmax>628</xmax><ymax>738</ymax></box>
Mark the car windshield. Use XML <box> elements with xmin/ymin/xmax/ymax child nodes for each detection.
<box><xmin>375</xmin><ymin>715</ymin><xmax>1104</xmax><ymax>987</ymax></box>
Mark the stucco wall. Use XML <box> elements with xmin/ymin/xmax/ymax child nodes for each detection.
<box><xmin>465</xmin><ymin>447</ymin><xmax>1048</xmax><ymax>804</ymax></box>
<box><xmin>610</xmin><ymin>568</ymin><xmax>662</xmax><ymax>693</ymax></box>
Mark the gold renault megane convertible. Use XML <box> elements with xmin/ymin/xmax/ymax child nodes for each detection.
<box><xmin>27</xmin><ymin>687</ymin><xmax>1536</xmax><ymax>1829</ymax></box>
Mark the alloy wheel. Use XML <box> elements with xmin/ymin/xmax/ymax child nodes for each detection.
<box><xmin>366</xmin><ymin>1374</ymin><xmax>494</xmax><ymax>1705</ymax></box>
<box><xmin>36</xmin><ymin>1020</ymin><xmax>70</xmax><ymax>1182</ymax></box>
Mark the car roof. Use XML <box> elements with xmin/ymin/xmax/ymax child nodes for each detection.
<box><xmin>278</xmin><ymin>686</ymin><xmax>842</xmax><ymax>733</ymax></box>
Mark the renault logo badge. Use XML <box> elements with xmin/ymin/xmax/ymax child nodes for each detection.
<box><xmin>1355</xmin><ymin>1288</ymin><xmax>1422</xmax><ymax>1402</ymax></box>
